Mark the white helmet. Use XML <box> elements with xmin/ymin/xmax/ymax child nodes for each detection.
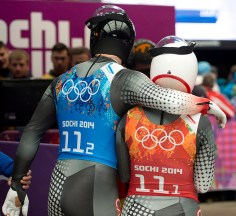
<box><xmin>149</xmin><ymin>35</ymin><xmax>198</xmax><ymax>93</ymax></box>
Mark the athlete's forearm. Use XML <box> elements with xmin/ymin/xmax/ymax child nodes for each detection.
<box><xmin>194</xmin><ymin>126</ymin><xmax>216</xmax><ymax>193</ymax></box>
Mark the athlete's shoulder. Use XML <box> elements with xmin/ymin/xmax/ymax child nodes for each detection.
<box><xmin>102</xmin><ymin>62</ymin><xmax>124</xmax><ymax>73</ymax></box>
<box><xmin>114</xmin><ymin>67</ymin><xmax>150</xmax><ymax>80</ymax></box>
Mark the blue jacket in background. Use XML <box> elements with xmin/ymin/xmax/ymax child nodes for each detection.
<box><xmin>0</xmin><ymin>151</ymin><xmax>13</xmax><ymax>178</ymax></box>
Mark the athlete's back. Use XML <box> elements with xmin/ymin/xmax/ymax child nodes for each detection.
<box><xmin>117</xmin><ymin>107</ymin><xmax>216</xmax><ymax>216</ymax></box>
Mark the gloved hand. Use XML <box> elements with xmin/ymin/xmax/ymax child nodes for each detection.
<box><xmin>2</xmin><ymin>188</ymin><xmax>29</xmax><ymax>216</ymax></box>
<box><xmin>207</xmin><ymin>101</ymin><xmax>227</xmax><ymax>128</ymax></box>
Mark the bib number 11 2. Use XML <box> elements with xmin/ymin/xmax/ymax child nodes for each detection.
<box><xmin>62</xmin><ymin>131</ymin><xmax>94</xmax><ymax>155</ymax></box>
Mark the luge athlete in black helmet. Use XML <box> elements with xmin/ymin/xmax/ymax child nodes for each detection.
<box><xmin>2</xmin><ymin>5</ymin><xmax>226</xmax><ymax>216</ymax></box>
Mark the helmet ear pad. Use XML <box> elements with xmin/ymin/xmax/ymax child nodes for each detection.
<box><xmin>91</xmin><ymin>38</ymin><xmax>130</xmax><ymax>63</ymax></box>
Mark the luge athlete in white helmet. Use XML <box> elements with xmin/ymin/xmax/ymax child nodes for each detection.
<box><xmin>3</xmin><ymin>6</ymin><xmax>225</xmax><ymax>216</ymax></box>
<box><xmin>117</xmin><ymin>36</ymin><xmax>218</xmax><ymax>216</ymax></box>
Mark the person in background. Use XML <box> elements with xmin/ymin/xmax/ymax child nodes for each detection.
<box><xmin>0</xmin><ymin>151</ymin><xmax>15</xmax><ymax>178</ymax></box>
<box><xmin>202</xmin><ymin>72</ymin><xmax>235</xmax><ymax>119</ymax></box>
<box><xmin>196</xmin><ymin>61</ymin><xmax>220</xmax><ymax>93</ymax></box>
<box><xmin>1</xmin><ymin>151</ymin><xmax>32</xmax><ymax>216</ymax></box>
<box><xmin>8</xmin><ymin>50</ymin><xmax>31</xmax><ymax>79</ymax></box>
<box><xmin>2</xmin><ymin>4</ymin><xmax>226</xmax><ymax>216</ymax></box>
<box><xmin>210</xmin><ymin>64</ymin><xmax>221</xmax><ymax>92</ymax></box>
<box><xmin>196</xmin><ymin>61</ymin><xmax>211</xmax><ymax>86</ymax></box>
<box><xmin>70</xmin><ymin>47</ymin><xmax>91</xmax><ymax>67</ymax></box>
<box><xmin>126</xmin><ymin>38</ymin><xmax>155</xmax><ymax>77</ymax></box>
<box><xmin>0</xmin><ymin>151</ymin><xmax>32</xmax><ymax>186</ymax></box>
<box><xmin>0</xmin><ymin>41</ymin><xmax>10</xmax><ymax>79</ymax></box>
<box><xmin>117</xmin><ymin>36</ymin><xmax>218</xmax><ymax>216</ymax></box>
<box><xmin>222</xmin><ymin>64</ymin><xmax>236</xmax><ymax>101</ymax></box>
<box><xmin>42</xmin><ymin>43</ymin><xmax>70</xmax><ymax>79</ymax></box>
<box><xmin>211</xmin><ymin>65</ymin><xmax>218</xmax><ymax>77</ymax></box>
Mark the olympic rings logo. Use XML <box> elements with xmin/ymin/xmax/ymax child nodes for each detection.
<box><xmin>134</xmin><ymin>126</ymin><xmax>184</xmax><ymax>151</ymax></box>
<box><xmin>62</xmin><ymin>79</ymin><xmax>100</xmax><ymax>102</ymax></box>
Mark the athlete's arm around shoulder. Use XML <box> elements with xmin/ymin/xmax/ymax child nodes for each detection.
<box><xmin>111</xmin><ymin>68</ymin><xmax>212</xmax><ymax>117</ymax></box>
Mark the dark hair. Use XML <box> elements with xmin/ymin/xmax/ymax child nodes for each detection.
<box><xmin>202</xmin><ymin>73</ymin><xmax>216</xmax><ymax>89</ymax></box>
<box><xmin>70</xmin><ymin>47</ymin><xmax>91</xmax><ymax>57</ymax></box>
<box><xmin>52</xmin><ymin>43</ymin><xmax>70</xmax><ymax>56</ymax></box>
<box><xmin>0</xmin><ymin>41</ymin><xmax>7</xmax><ymax>49</ymax></box>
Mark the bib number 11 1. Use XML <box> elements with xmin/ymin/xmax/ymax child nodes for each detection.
<box><xmin>135</xmin><ymin>174</ymin><xmax>180</xmax><ymax>195</ymax></box>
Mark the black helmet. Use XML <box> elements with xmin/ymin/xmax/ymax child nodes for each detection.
<box><xmin>132</xmin><ymin>38</ymin><xmax>156</xmax><ymax>64</ymax></box>
<box><xmin>85</xmin><ymin>5</ymin><xmax>136</xmax><ymax>63</ymax></box>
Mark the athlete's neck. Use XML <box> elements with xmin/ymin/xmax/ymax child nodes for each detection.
<box><xmin>97</xmin><ymin>54</ymin><xmax>122</xmax><ymax>65</ymax></box>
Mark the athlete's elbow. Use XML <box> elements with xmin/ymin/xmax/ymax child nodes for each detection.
<box><xmin>197</xmin><ymin>186</ymin><xmax>210</xmax><ymax>194</ymax></box>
